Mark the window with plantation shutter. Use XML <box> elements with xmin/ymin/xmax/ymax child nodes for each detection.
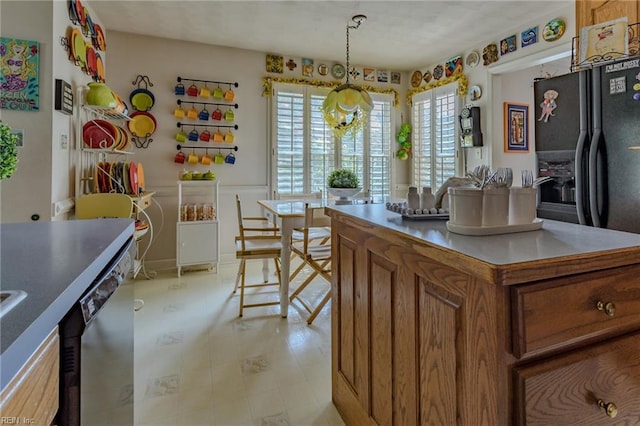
<box><xmin>271</xmin><ymin>83</ymin><xmax>394</xmax><ymax>199</ymax></box>
<box><xmin>411</xmin><ymin>83</ymin><xmax>460</xmax><ymax>191</ymax></box>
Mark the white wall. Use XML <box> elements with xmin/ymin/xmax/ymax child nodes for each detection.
<box><xmin>411</xmin><ymin>2</ymin><xmax>575</xmax><ymax>176</ymax></box>
<box><xmin>0</xmin><ymin>0</ymin><xmax>102</xmax><ymax>223</ymax></box>
<box><xmin>0</xmin><ymin>0</ymin><xmax>579</xmax><ymax>269</ymax></box>
<box><xmin>105</xmin><ymin>31</ymin><xmax>409</xmax><ymax>269</ymax></box>
<box><xmin>0</xmin><ymin>1</ymin><xmax>53</xmax><ymax>223</ymax></box>
<box><xmin>491</xmin><ymin>55</ymin><xmax>571</xmax><ymax>185</ymax></box>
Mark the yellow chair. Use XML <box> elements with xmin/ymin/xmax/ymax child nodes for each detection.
<box><xmin>289</xmin><ymin>203</ymin><xmax>332</xmax><ymax>325</ymax></box>
<box><xmin>234</xmin><ymin>194</ymin><xmax>283</xmax><ymax>317</ymax></box>
<box><xmin>75</xmin><ymin>193</ymin><xmax>133</xmax><ymax>219</ymax></box>
<box><xmin>75</xmin><ymin>193</ymin><xmax>144</xmax><ymax>311</ymax></box>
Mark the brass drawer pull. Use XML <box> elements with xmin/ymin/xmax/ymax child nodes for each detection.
<box><xmin>597</xmin><ymin>399</ymin><xmax>618</xmax><ymax>418</ymax></box>
<box><xmin>596</xmin><ymin>301</ymin><xmax>615</xmax><ymax>317</ymax></box>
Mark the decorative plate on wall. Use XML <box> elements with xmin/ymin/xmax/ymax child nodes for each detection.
<box><xmin>466</xmin><ymin>51</ymin><xmax>480</xmax><ymax>68</ymax></box>
<box><xmin>433</xmin><ymin>64</ymin><xmax>444</xmax><ymax>80</ymax></box>
<box><xmin>331</xmin><ymin>63</ymin><xmax>346</xmax><ymax>79</ymax></box>
<box><xmin>411</xmin><ymin>70</ymin><xmax>422</xmax><ymax>87</ymax></box>
<box><xmin>542</xmin><ymin>18</ymin><xmax>566</xmax><ymax>42</ymax></box>
<box><xmin>469</xmin><ymin>85</ymin><xmax>482</xmax><ymax>101</ymax></box>
<box><xmin>318</xmin><ymin>64</ymin><xmax>328</xmax><ymax>76</ymax></box>
<box><xmin>423</xmin><ymin>70</ymin><xmax>432</xmax><ymax>83</ymax></box>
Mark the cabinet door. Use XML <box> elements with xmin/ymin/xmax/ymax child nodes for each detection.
<box><xmin>576</xmin><ymin>0</ymin><xmax>638</xmax><ymax>33</ymax></box>
<box><xmin>177</xmin><ymin>222</ymin><xmax>218</xmax><ymax>264</ymax></box>
<box><xmin>513</xmin><ymin>331</ymin><xmax>640</xmax><ymax>425</ymax></box>
<box><xmin>332</xmin><ymin>221</ymin><xmax>501</xmax><ymax>426</ymax></box>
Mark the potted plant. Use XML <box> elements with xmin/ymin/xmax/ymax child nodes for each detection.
<box><xmin>327</xmin><ymin>168</ymin><xmax>361</xmax><ymax>201</ymax></box>
<box><xmin>396</xmin><ymin>122</ymin><xmax>412</xmax><ymax>160</ymax></box>
<box><xmin>0</xmin><ymin>122</ymin><xmax>19</xmax><ymax>180</ymax></box>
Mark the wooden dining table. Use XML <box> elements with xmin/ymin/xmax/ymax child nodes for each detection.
<box><xmin>257</xmin><ymin>197</ymin><xmax>373</xmax><ymax>317</ymax></box>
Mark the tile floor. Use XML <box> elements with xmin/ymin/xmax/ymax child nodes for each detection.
<box><xmin>133</xmin><ymin>261</ymin><xmax>343</xmax><ymax>426</ymax></box>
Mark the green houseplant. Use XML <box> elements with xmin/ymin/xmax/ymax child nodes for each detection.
<box><xmin>0</xmin><ymin>122</ymin><xmax>19</xmax><ymax>180</ymax></box>
<box><xmin>327</xmin><ymin>169</ymin><xmax>361</xmax><ymax>202</ymax></box>
<box><xmin>327</xmin><ymin>168</ymin><xmax>359</xmax><ymax>188</ymax></box>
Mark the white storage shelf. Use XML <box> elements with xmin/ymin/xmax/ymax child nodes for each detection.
<box><xmin>176</xmin><ymin>180</ymin><xmax>219</xmax><ymax>276</ymax></box>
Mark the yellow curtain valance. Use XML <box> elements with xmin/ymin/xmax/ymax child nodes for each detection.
<box><xmin>262</xmin><ymin>76</ymin><xmax>400</xmax><ymax>107</ymax></box>
<box><xmin>406</xmin><ymin>73</ymin><xmax>468</xmax><ymax>105</ymax></box>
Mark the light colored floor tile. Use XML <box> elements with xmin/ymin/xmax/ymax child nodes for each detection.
<box><xmin>134</xmin><ymin>263</ymin><xmax>339</xmax><ymax>426</ymax></box>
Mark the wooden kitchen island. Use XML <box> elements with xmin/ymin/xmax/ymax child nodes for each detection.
<box><xmin>326</xmin><ymin>204</ymin><xmax>640</xmax><ymax>425</ymax></box>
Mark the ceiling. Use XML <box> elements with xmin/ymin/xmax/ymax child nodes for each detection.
<box><xmin>90</xmin><ymin>0</ymin><xmax>573</xmax><ymax>71</ymax></box>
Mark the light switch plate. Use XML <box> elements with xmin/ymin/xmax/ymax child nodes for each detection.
<box><xmin>60</xmin><ymin>133</ymin><xmax>68</xmax><ymax>150</ymax></box>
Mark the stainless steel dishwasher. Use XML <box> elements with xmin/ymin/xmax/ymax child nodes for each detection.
<box><xmin>58</xmin><ymin>237</ymin><xmax>134</xmax><ymax>426</ymax></box>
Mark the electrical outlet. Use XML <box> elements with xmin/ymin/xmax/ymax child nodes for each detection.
<box><xmin>60</xmin><ymin>133</ymin><xmax>68</xmax><ymax>150</ymax></box>
<box><xmin>475</xmin><ymin>148</ymin><xmax>482</xmax><ymax>159</ymax></box>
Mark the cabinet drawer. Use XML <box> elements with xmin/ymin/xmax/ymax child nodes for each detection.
<box><xmin>513</xmin><ymin>331</ymin><xmax>640</xmax><ymax>425</ymax></box>
<box><xmin>0</xmin><ymin>328</ymin><xmax>59</xmax><ymax>425</ymax></box>
<box><xmin>512</xmin><ymin>265</ymin><xmax>640</xmax><ymax>358</ymax></box>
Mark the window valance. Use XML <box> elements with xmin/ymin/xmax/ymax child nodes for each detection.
<box><xmin>407</xmin><ymin>74</ymin><xmax>468</xmax><ymax>105</ymax></box>
<box><xmin>262</xmin><ymin>76</ymin><xmax>400</xmax><ymax>107</ymax></box>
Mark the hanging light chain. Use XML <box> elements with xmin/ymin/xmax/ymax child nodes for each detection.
<box><xmin>345</xmin><ymin>15</ymin><xmax>366</xmax><ymax>84</ymax></box>
<box><xmin>345</xmin><ymin>23</ymin><xmax>350</xmax><ymax>83</ymax></box>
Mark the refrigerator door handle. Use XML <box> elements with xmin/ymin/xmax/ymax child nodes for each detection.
<box><xmin>575</xmin><ymin>131</ymin><xmax>588</xmax><ymax>225</ymax></box>
<box><xmin>576</xmin><ymin>70</ymin><xmax>590</xmax><ymax>226</ymax></box>
<box><xmin>588</xmin><ymin>130</ymin><xmax>602</xmax><ymax>227</ymax></box>
<box><xmin>589</xmin><ymin>67</ymin><xmax>603</xmax><ymax>228</ymax></box>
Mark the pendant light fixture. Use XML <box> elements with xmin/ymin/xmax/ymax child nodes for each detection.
<box><xmin>322</xmin><ymin>14</ymin><xmax>373</xmax><ymax>138</ymax></box>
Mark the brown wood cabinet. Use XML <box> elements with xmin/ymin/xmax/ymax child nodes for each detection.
<box><xmin>576</xmin><ymin>0</ymin><xmax>639</xmax><ymax>34</ymax></box>
<box><xmin>329</xmin><ymin>209</ymin><xmax>640</xmax><ymax>425</ymax></box>
<box><xmin>0</xmin><ymin>327</ymin><xmax>59</xmax><ymax>425</ymax></box>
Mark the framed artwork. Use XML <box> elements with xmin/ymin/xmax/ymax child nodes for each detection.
<box><xmin>500</xmin><ymin>35</ymin><xmax>517</xmax><ymax>56</ymax></box>
<box><xmin>504</xmin><ymin>102</ymin><xmax>529</xmax><ymax>152</ymax></box>
<box><xmin>1</xmin><ymin>37</ymin><xmax>40</xmax><ymax>111</ymax></box>
<box><xmin>363</xmin><ymin>68</ymin><xmax>375</xmax><ymax>81</ymax></box>
<box><xmin>377</xmin><ymin>70</ymin><xmax>388</xmax><ymax>83</ymax></box>
<box><xmin>445</xmin><ymin>55</ymin><xmax>463</xmax><ymax>77</ymax></box>
<box><xmin>580</xmin><ymin>17</ymin><xmax>628</xmax><ymax>64</ymax></box>
<box><xmin>265</xmin><ymin>54</ymin><xmax>283</xmax><ymax>73</ymax></box>
<box><xmin>10</xmin><ymin>129</ymin><xmax>24</xmax><ymax>147</ymax></box>
<box><xmin>390</xmin><ymin>71</ymin><xmax>401</xmax><ymax>84</ymax></box>
<box><xmin>302</xmin><ymin>58</ymin><xmax>314</xmax><ymax>77</ymax></box>
<box><xmin>521</xmin><ymin>26</ymin><xmax>538</xmax><ymax>47</ymax></box>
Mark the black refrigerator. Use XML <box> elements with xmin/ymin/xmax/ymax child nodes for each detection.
<box><xmin>534</xmin><ymin>57</ymin><xmax>640</xmax><ymax>234</ymax></box>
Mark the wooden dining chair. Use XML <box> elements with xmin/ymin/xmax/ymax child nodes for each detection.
<box><xmin>234</xmin><ymin>194</ymin><xmax>283</xmax><ymax>317</ymax></box>
<box><xmin>273</xmin><ymin>191</ymin><xmax>331</xmax><ymax>281</ymax></box>
<box><xmin>232</xmin><ymin>195</ymin><xmax>279</xmax><ymax>290</ymax></box>
<box><xmin>289</xmin><ymin>203</ymin><xmax>332</xmax><ymax>325</ymax></box>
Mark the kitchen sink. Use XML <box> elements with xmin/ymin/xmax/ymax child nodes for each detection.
<box><xmin>0</xmin><ymin>290</ymin><xmax>27</xmax><ymax>318</ymax></box>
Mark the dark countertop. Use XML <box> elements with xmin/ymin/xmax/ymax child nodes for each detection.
<box><xmin>0</xmin><ymin>219</ymin><xmax>134</xmax><ymax>390</ymax></box>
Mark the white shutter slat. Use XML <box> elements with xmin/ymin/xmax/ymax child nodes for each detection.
<box><xmin>272</xmin><ymin>86</ymin><xmax>394</xmax><ymax>199</ymax></box>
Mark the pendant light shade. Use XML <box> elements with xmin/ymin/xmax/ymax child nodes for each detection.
<box><xmin>322</xmin><ymin>15</ymin><xmax>373</xmax><ymax>137</ymax></box>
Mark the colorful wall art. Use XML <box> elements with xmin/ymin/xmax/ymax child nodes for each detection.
<box><xmin>1</xmin><ymin>37</ymin><xmax>40</xmax><ymax>111</ymax></box>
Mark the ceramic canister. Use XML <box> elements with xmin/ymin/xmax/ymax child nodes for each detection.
<box><xmin>509</xmin><ymin>187</ymin><xmax>537</xmax><ymax>225</ymax></box>
<box><xmin>482</xmin><ymin>187</ymin><xmax>509</xmax><ymax>226</ymax></box>
<box><xmin>448</xmin><ymin>187</ymin><xmax>483</xmax><ymax>226</ymax></box>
